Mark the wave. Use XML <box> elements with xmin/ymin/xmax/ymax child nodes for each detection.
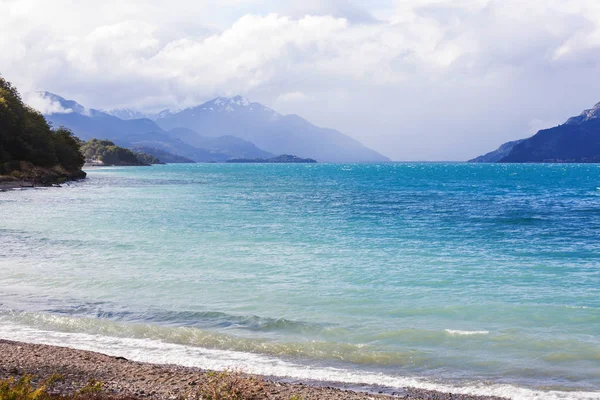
<box><xmin>0</xmin><ymin>311</ymin><xmax>415</xmax><ymax>366</ymax></box>
<box><xmin>444</xmin><ymin>329</ymin><xmax>490</xmax><ymax>336</ymax></box>
<box><xmin>46</xmin><ymin>305</ymin><xmax>327</xmax><ymax>335</ymax></box>
<box><xmin>561</xmin><ymin>305</ymin><xmax>591</xmax><ymax>310</ymax></box>
<box><xmin>0</xmin><ymin>320</ymin><xmax>597</xmax><ymax>400</ymax></box>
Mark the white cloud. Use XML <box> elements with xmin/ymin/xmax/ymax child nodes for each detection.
<box><xmin>276</xmin><ymin>91</ymin><xmax>311</xmax><ymax>104</ymax></box>
<box><xmin>23</xmin><ymin>92</ymin><xmax>73</xmax><ymax>115</ymax></box>
<box><xmin>2</xmin><ymin>0</ymin><xmax>600</xmax><ymax>160</ymax></box>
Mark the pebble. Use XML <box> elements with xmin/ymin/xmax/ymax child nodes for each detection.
<box><xmin>0</xmin><ymin>339</ymin><xmax>507</xmax><ymax>400</ymax></box>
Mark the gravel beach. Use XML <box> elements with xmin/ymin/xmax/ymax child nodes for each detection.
<box><xmin>0</xmin><ymin>339</ymin><xmax>507</xmax><ymax>400</ymax></box>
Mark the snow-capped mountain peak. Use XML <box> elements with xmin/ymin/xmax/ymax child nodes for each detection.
<box><xmin>106</xmin><ymin>108</ymin><xmax>147</xmax><ymax>120</ymax></box>
<box><xmin>231</xmin><ymin>95</ymin><xmax>250</xmax><ymax>107</ymax></box>
<box><xmin>152</xmin><ymin>109</ymin><xmax>174</xmax><ymax>119</ymax></box>
<box><xmin>566</xmin><ymin>100</ymin><xmax>600</xmax><ymax>125</ymax></box>
<box><xmin>202</xmin><ymin>96</ymin><xmax>253</xmax><ymax>112</ymax></box>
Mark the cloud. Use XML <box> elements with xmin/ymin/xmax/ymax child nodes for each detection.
<box><xmin>283</xmin><ymin>0</ymin><xmax>378</xmax><ymax>23</ymax></box>
<box><xmin>2</xmin><ymin>0</ymin><xmax>600</xmax><ymax>160</ymax></box>
<box><xmin>276</xmin><ymin>91</ymin><xmax>311</xmax><ymax>104</ymax></box>
<box><xmin>23</xmin><ymin>92</ymin><xmax>73</xmax><ymax>115</ymax></box>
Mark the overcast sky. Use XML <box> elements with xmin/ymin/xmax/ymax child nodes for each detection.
<box><xmin>2</xmin><ymin>0</ymin><xmax>600</xmax><ymax>160</ymax></box>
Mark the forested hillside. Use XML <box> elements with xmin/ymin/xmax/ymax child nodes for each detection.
<box><xmin>81</xmin><ymin>139</ymin><xmax>160</xmax><ymax>166</ymax></box>
<box><xmin>0</xmin><ymin>76</ymin><xmax>85</xmax><ymax>183</ymax></box>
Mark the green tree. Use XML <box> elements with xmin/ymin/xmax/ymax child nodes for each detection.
<box><xmin>0</xmin><ymin>75</ymin><xmax>85</xmax><ymax>180</ymax></box>
<box><xmin>52</xmin><ymin>127</ymin><xmax>85</xmax><ymax>171</ymax></box>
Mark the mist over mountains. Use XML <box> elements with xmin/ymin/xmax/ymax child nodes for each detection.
<box><xmin>38</xmin><ymin>92</ymin><xmax>389</xmax><ymax>163</ymax></box>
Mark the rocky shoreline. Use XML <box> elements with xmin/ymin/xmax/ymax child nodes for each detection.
<box><xmin>0</xmin><ymin>165</ymin><xmax>86</xmax><ymax>191</ymax></box>
<box><xmin>0</xmin><ymin>179</ymin><xmax>79</xmax><ymax>191</ymax></box>
<box><xmin>0</xmin><ymin>339</ymin><xmax>507</xmax><ymax>400</ymax></box>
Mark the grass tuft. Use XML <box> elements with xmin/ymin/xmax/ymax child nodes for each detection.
<box><xmin>78</xmin><ymin>380</ymin><xmax>103</xmax><ymax>396</ymax></box>
<box><xmin>0</xmin><ymin>375</ymin><xmax>133</xmax><ymax>400</ymax></box>
<box><xmin>0</xmin><ymin>375</ymin><xmax>48</xmax><ymax>400</ymax></box>
<box><xmin>192</xmin><ymin>370</ymin><xmax>267</xmax><ymax>400</ymax></box>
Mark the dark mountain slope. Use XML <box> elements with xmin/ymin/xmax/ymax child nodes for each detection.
<box><xmin>469</xmin><ymin>140</ymin><xmax>525</xmax><ymax>163</ymax></box>
<box><xmin>501</xmin><ymin>119</ymin><xmax>600</xmax><ymax>163</ymax></box>
<box><xmin>470</xmin><ymin>101</ymin><xmax>600</xmax><ymax>163</ymax></box>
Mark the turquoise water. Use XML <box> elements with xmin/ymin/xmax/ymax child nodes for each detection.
<box><xmin>1</xmin><ymin>163</ymin><xmax>599</xmax><ymax>399</ymax></box>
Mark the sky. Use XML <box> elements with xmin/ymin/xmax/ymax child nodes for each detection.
<box><xmin>2</xmin><ymin>0</ymin><xmax>600</xmax><ymax>161</ymax></box>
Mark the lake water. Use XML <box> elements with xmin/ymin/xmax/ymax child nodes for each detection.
<box><xmin>1</xmin><ymin>163</ymin><xmax>599</xmax><ymax>399</ymax></box>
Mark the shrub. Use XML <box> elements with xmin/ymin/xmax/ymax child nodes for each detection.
<box><xmin>0</xmin><ymin>375</ymin><xmax>126</xmax><ymax>400</ymax></box>
<box><xmin>0</xmin><ymin>375</ymin><xmax>49</xmax><ymax>400</ymax></box>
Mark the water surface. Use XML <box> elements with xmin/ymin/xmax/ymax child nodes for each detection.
<box><xmin>1</xmin><ymin>163</ymin><xmax>599</xmax><ymax>399</ymax></box>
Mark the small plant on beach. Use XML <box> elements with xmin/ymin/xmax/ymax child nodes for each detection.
<box><xmin>0</xmin><ymin>375</ymin><xmax>133</xmax><ymax>400</ymax></box>
<box><xmin>0</xmin><ymin>375</ymin><xmax>49</xmax><ymax>400</ymax></box>
<box><xmin>193</xmin><ymin>370</ymin><xmax>267</xmax><ymax>400</ymax></box>
<box><xmin>288</xmin><ymin>395</ymin><xmax>303</xmax><ymax>400</ymax></box>
<box><xmin>77</xmin><ymin>380</ymin><xmax>103</xmax><ymax>396</ymax></box>
<box><xmin>44</xmin><ymin>375</ymin><xmax>64</xmax><ymax>387</ymax></box>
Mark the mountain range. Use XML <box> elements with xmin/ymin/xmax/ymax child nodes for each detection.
<box><xmin>470</xmin><ymin>101</ymin><xmax>600</xmax><ymax>163</ymax></box>
<box><xmin>40</xmin><ymin>93</ymin><xmax>389</xmax><ymax>163</ymax></box>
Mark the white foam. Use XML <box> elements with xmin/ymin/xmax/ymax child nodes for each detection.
<box><xmin>0</xmin><ymin>323</ymin><xmax>597</xmax><ymax>400</ymax></box>
<box><xmin>444</xmin><ymin>329</ymin><xmax>490</xmax><ymax>336</ymax></box>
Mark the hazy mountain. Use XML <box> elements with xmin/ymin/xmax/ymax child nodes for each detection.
<box><xmin>168</xmin><ymin>127</ymin><xmax>273</xmax><ymax>160</ymax></box>
<box><xmin>40</xmin><ymin>92</ymin><xmax>389</xmax><ymax>163</ymax></box>
<box><xmin>154</xmin><ymin>96</ymin><xmax>390</xmax><ymax>162</ymax></box>
<box><xmin>115</xmin><ymin>131</ymin><xmax>233</xmax><ymax>162</ymax></box>
<box><xmin>469</xmin><ymin>139</ymin><xmax>525</xmax><ymax>163</ymax></box>
<box><xmin>39</xmin><ymin>93</ymin><xmax>271</xmax><ymax>162</ymax></box>
<box><xmin>41</xmin><ymin>93</ymin><xmax>163</xmax><ymax>142</ymax></box>
<box><xmin>471</xmin><ymin>101</ymin><xmax>600</xmax><ymax>163</ymax></box>
<box><xmin>129</xmin><ymin>146</ymin><xmax>196</xmax><ymax>163</ymax></box>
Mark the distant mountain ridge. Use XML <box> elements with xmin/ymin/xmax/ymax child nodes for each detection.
<box><xmin>152</xmin><ymin>96</ymin><xmax>389</xmax><ymax>162</ymax></box>
<box><xmin>40</xmin><ymin>92</ymin><xmax>389</xmax><ymax>163</ymax></box>
<box><xmin>106</xmin><ymin>108</ymin><xmax>147</xmax><ymax>121</ymax></box>
<box><xmin>130</xmin><ymin>146</ymin><xmax>195</xmax><ymax>163</ymax></box>
<box><xmin>39</xmin><ymin>93</ymin><xmax>272</xmax><ymax>162</ymax></box>
<box><xmin>470</xmin><ymin>101</ymin><xmax>600</xmax><ymax>163</ymax></box>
